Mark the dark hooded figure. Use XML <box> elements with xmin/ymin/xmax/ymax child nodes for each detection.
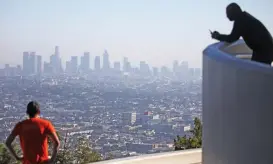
<box><xmin>211</xmin><ymin>3</ymin><xmax>273</xmax><ymax>65</ymax></box>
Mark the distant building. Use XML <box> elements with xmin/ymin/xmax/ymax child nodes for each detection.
<box><xmin>123</xmin><ymin>57</ymin><xmax>130</xmax><ymax>72</ymax></box>
<box><xmin>144</xmin><ymin>111</ymin><xmax>152</xmax><ymax>116</ymax></box>
<box><xmin>49</xmin><ymin>46</ymin><xmax>62</xmax><ymax>74</ymax></box>
<box><xmin>16</xmin><ymin>65</ymin><xmax>22</xmax><ymax>75</ymax></box>
<box><xmin>173</xmin><ymin>60</ymin><xmax>179</xmax><ymax>73</ymax></box>
<box><xmin>126</xmin><ymin>143</ymin><xmax>155</xmax><ymax>153</ymax></box>
<box><xmin>23</xmin><ymin>52</ymin><xmax>29</xmax><ymax>75</ymax></box>
<box><xmin>113</xmin><ymin>61</ymin><xmax>121</xmax><ymax>71</ymax></box>
<box><xmin>122</xmin><ymin>112</ymin><xmax>136</xmax><ymax>125</ymax></box>
<box><xmin>103</xmin><ymin>50</ymin><xmax>110</xmax><ymax>71</ymax></box>
<box><xmin>153</xmin><ymin>67</ymin><xmax>158</xmax><ymax>76</ymax></box>
<box><xmin>70</xmin><ymin>56</ymin><xmax>78</xmax><ymax>73</ymax></box>
<box><xmin>94</xmin><ymin>56</ymin><xmax>101</xmax><ymax>71</ymax></box>
<box><xmin>36</xmin><ymin>55</ymin><xmax>42</xmax><ymax>74</ymax></box>
<box><xmin>194</xmin><ymin>68</ymin><xmax>202</xmax><ymax>77</ymax></box>
<box><xmin>139</xmin><ymin>61</ymin><xmax>150</xmax><ymax>75</ymax></box>
<box><xmin>180</xmin><ymin>61</ymin><xmax>189</xmax><ymax>78</ymax></box>
<box><xmin>189</xmin><ymin>68</ymin><xmax>195</xmax><ymax>77</ymax></box>
<box><xmin>65</xmin><ymin>61</ymin><xmax>71</xmax><ymax>73</ymax></box>
<box><xmin>22</xmin><ymin>51</ymin><xmax>36</xmax><ymax>75</ymax></box>
<box><xmin>160</xmin><ymin>66</ymin><xmax>171</xmax><ymax>77</ymax></box>
<box><xmin>43</xmin><ymin>62</ymin><xmax>53</xmax><ymax>74</ymax></box>
<box><xmin>29</xmin><ymin>52</ymin><xmax>36</xmax><ymax>74</ymax></box>
<box><xmin>80</xmin><ymin>56</ymin><xmax>84</xmax><ymax>71</ymax></box>
<box><xmin>80</xmin><ymin>52</ymin><xmax>90</xmax><ymax>72</ymax></box>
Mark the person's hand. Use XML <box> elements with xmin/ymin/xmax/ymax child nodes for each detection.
<box><xmin>40</xmin><ymin>160</ymin><xmax>54</xmax><ymax>164</ymax></box>
<box><xmin>16</xmin><ymin>156</ymin><xmax>23</xmax><ymax>162</ymax></box>
<box><xmin>211</xmin><ymin>31</ymin><xmax>220</xmax><ymax>39</ymax></box>
<box><xmin>42</xmin><ymin>159</ymin><xmax>55</xmax><ymax>164</ymax></box>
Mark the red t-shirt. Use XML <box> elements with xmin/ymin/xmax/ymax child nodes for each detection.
<box><xmin>11</xmin><ymin>117</ymin><xmax>56</xmax><ymax>164</ymax></box>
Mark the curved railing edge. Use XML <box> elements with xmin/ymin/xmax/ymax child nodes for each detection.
<box><xmin>203</xmin><ymin>41</ymin><xmax>273</xmax><ymax>75</ymax></box>
<box><xmin>93</xmin><ymin>148</ymin><xmax>201</xmax><ymax>163</ymax></box>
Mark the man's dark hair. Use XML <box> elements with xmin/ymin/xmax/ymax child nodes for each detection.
<box><xmin>26</xmin><ymin>101</ymin><xmax>40</xmax><ymax>118</ymax></box>
<box><xmin>226</xmin><ymin>3</ymin><xmax>242</xmax><ymax>21</ymax></box>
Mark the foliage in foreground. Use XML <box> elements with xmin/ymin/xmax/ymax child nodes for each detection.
<box><xmin>0</xmin><ymin>133</ymin><xmax>101</xmax><ymax>164</ymax></box>
<box><xmin>0</xmin><ymin>143</ymin><xmax>21</xmax><ymax>164</ymax></box>
<box><xmin>174</xmin><ymin>117</ymin><xmax>202</xmax><ymax>150</ymax></box>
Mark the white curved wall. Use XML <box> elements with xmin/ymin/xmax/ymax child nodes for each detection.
<box><xmin>94</xmin><ymin>149</ymin><xmax>201</xmax><ymax>164</ymax></box>
<box><xmin>203</xmin><ymin>40</ymin><xmax>273</xmax><ymax>164</ymax></box>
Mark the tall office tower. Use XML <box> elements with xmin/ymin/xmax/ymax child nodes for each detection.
<box><xmin>36</xmin><ymin>55</ymin><xmax>42</xmax><ymax>74</ymax></box>
<box><xmin>103</xmin><ymin>50</ymin><xmax>110</xmax><ymax>70</ymax></box>
<box><xmin>127</xmin><ymin>62</ymin><xmax>132</xmax><ymax>72</ymax></box>
<box><xmin>56</xmin><ymin>46</ymin><xmax>63</xmax><ymax>73</ymax></box>
<box><xmin>161</xmin><ymin>66</ymin><xmax>171</xmax><ymax>77</ymax></box>
<box><xmin>4</xmin><ymin>64</ymin><xmax>10</xmax><ymax>76</ymax></box>
<box><xmin>194</xmin><ymin>68</ymin><xmax>201</xmax><ymax>77</ymax></box>
<box><xmin>23</xmin><ymin>52</ymin><xmax>29</xmax><ymax>75</ymax></box>
<box><xmin>59</xmin><ymin>58</ymin><xmax>63</xmax><ymax>73</ymax></box>
<box><xmin>55</xmin><ymin>46</ymin><xmax>59</xmax><ymax>57</ymax></box>
<box><xmin>81</xmin><ymin>52</ymin><xmax>90</xmax><ymax>72</ymax></box>
<box><xmin>70</xmin><ymin>56</ymin><xmax>78</xmax><ymax>73</ymax></box>
<box><xmin>44</xmin><ymin>62</ymin><xmax>53</xmax><ymax>74</ymax></box>
<box><xmin>80</xmin><ymin>56</ymin><xmax>84</xmax><ymax>71</ymax></box>
<box><xmin>140</xmin><ymin>61</ymin><xmax>146</xmax><ymax>73</ymax></box>
<box><xmin>94</xmin><ymin>56</ymin><xmax>101</xmax><ymax>71</ymax></box>
<box><xmin>123</xmin><ymin>57</ymin><xmax>129</xmax><ymax>72</ymax></box>
<box><xmin>180</xmin><ymin>61</ymin><xmax>189</xmax><ymax>79</ymax></box>
<box><xmin>153</xmin><ymin>67</ymin><xmax>158</xmax><ymax>76</ymax></box>
<box><xmin>16</xmin><ymin>65</ymin><xmax>22</xmax><ymax>75</ymax></box>
<box><xmin>43</xmin><ymin>62</ymin><xmax>49</xmax><ymax>74</ymax></box>
<box><xmin>29</xmin><ymin>52</ymin><xmax>36</xmax><ymax>74</ymax></box>
<box><xmin>189</xmin><ymin>68</ymin><xmax>195</xmax><ymax>77</ymax></box>
<box><xmin>50</xmin><ymin>54</ymin><xmax>54</xmax><ymax>66</ymax></box>
<box><xmin>180</xmin><ymin>61</ymin><xmax>189</xmax><ymax>71</ymax></box>
<box><xmin>65</xmin><ymin>61</ymin><xmax>71</xmax><ymax>73</ymax></box>
<box><xmin>173</xmin><ymin>60</ymin><xmax>179</xmax><ymax>74</ymax></box>
<box><xmin>49</xmin><ymin>46</ymin><xmax>62</xmax><ymax>74</ymax></box>
<box><xmin>139</xmin><ymin>61</ymin><xmax>150</xmax><ymax>75</ymax></box>
<box><xmin>113</xmin><ymin>61</ymin><xmax>121</xmax><ymax>71</ymax></box>
<box><xmin>122</xmin><ymin>112</ymin><xmax>137</xmax><ymax>125</ymax></box>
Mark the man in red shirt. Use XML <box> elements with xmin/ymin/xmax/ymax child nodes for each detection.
<box><xmin>5</xmin><ymin>101</ymin><xmax>60</xmax><ymax>164</ymax></box>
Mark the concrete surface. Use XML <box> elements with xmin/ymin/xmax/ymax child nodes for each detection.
<box><xmin>95</xmin><ymin>149</ymin><xmax>201</xmax><ymax>164</ymax></box>
<box><xmin>203</xmin><ymin>40</ymin><xmax>273</xmax><ymax>164</ymax></box>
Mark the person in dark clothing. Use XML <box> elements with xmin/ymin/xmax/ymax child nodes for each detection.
<box><xmin>211</xmin><ymin>3</ymin><xmax>273</xmax><ymax>65</ymax></box>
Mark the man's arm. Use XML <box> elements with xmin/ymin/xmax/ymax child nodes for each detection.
<box><xmin>47</xmin><ymin>123</ymin><xmax>60</xmax><ymax>163</ymax></box>
<box><xmin>5</xmin><ymin>134</ymin><xmax>22</xmax><ymax>161</ymax></box>
<box><xmin>213</xmin><ymin>21</ymin><xmax>241</xmax><ymax>43</ymax></box>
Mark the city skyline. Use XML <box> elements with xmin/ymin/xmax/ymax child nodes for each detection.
<box><xmin>15</xmin><ymin>45</ymin><xmax>201</xmax><ymax>77</ymax></box>
<box><xmin>1</xmin><ymin>0</ymin><xmax>273</xmax><ymax>68</ymax></box>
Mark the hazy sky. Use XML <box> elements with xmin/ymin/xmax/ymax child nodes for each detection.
<box><xmin>1</xmin><ymin>0</ymin><xmax>273</xmax><ymax>68</ymax></box>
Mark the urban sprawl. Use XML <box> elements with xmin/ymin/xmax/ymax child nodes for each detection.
<box><xmin>0</xmin><ymin>46</ymin><xmax>202</xmax><ymax>160</ymax></box>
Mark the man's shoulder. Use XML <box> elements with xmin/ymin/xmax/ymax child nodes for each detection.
<box><xmin>37</xmin><ymin>118</ymin><xmax>53</xmax><ymax>125</ymax></box>
<box><xmin>242</xmin><ymin>11</ymin><xmax>257</xmax><ymax>21</ymax></box>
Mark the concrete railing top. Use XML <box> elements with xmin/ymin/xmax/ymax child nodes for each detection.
<box><xmin>203</xmin><ymin>40</ymin><xmax>273</xmax><ymax>75</ymax></box>
<box><xmin>93</xmin><ymin>149</ymin><xmax>201</xmax><ymax>164</ymax></box>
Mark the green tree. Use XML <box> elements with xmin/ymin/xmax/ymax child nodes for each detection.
<box><xmin>0</xmin><ymin>143</ymin><xmax>21</xmax><ymax>164</ymax></box>
<box><xmin>190</xmin><ymin>117</ymin><xmax>202</xmax><ymax>148</ymax></box>
<box><xmin>174</xmin><ymin>117</ymin><xmax>202</xmax><ymax>150</ymax></box>
<box><xmin>54</xmin><ymin>131</ymin><xmax>74</xmax><ymax>164</ymax></box>
<box><xmin>74</xmin><ymin>137</ymin><xmax>101</xmax><ymax>164</ymax></box>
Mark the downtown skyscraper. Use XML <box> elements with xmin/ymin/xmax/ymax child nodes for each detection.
<box><xmin>94</xmin><ymin>56</ymin><xmax>101</xmax><ymax>71</ymax></box>
<box><xmin>22</xmin><ymin>51</ymin><xmax>37</xmax><ymax>75</ymax></box>
<box><xmin>80</xmin><ymin>52</ymin><xmax>90</xmax><ymax>72</ymax></box>
<box><xmin>103</xmin><ymin>50</ymin><xmax>110</xmax><ymax>71</ymax></box>
<box><xmin>49</xmin><ymin>46</ymin><xmax>62</xmax><ymax>74</ymax></box>
<box><xmin>36</xmin><ymin>55</ymin><xmax>42</xmax><ymax>74</ymax></box>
